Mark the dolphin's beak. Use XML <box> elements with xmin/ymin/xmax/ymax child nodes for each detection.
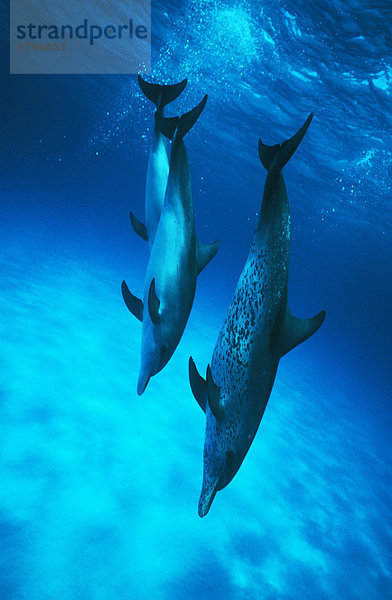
<box><xmin>137</xmin><ymin>369</ymin><xmax>151</xmax><ymax>396</ymax></box>
<box><xmin>198</xmin><ymin>476</ymin><xmax>220</xmax><ymax>518</ymax></box>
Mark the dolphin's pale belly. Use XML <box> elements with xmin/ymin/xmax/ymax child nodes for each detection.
<box><xmin>149</xmin><ymin>204</ymin><xmax>195</xmax><ymax>291</ymax></box>
<box><xmin>145</xmin><ymin>202</ymin><xmax>197</xmax><ymax>345</ymax></box>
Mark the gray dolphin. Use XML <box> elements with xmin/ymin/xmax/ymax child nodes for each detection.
<box><xmin>189</xmin><ymin>114</ymin><xmax>325</xmax><ymax>517</ymax></box>
<box><xmin>123</xmin><ymin>95</ymin><xmax>220</xmax><ymax>395</ymax></box>
<box><xmin>129</xmin><ymin>75</ymin><xmax>187</xmax><ymax>246</ymax></box>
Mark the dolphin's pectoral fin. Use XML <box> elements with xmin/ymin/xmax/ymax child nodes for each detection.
<box><xmin>189</xmin><ymin>357</ymin><xmax>207</xmax><ymax>412</ymax></box>
<box><xmin>121</xmin><ymin>281</ymin><xmax>143</xmax><ymax>321</ymax></box>
<box><xmin>196</xmin><ymin>239</ymin><xmax>220</xmax><ymax>275</ymax></box>
<box><xmin>148</xmin><ymin>278</ymin><xmax>161</xmax><ymax>325</ymax></box>
<box><xmin>280</xmin><ymin>306</ymin><xmax>326</xmax><ymax>356</ymax></box>
<box><xmin>206</xmin><ymin>365</ymin><xmax>224</xmax><ymax>420</ymax></box>
<box><xmin>130</xmin><ymin>211</ymin><xmax>148</xmax><ymax>242</ymax></box>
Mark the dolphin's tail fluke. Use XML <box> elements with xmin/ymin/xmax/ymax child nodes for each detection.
<box><xmin>258</xmin><ymin>113</ymin><xmax>313</xmax><ymax>175</ymax></box>
<box><xmin>138</xmin><ymin>75</ymin><xmax>187</xmax><ymax>110</ymax></box>
<box><xmin>155</xmin><ymin>95</ymin><xmax>208</xmax><ymax>141</ymax></box>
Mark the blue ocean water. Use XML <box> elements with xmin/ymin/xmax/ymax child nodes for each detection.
<box><xmin>1</xmin><ymin>0</ymin><xmax>391</xmax><ymax>598</ymax></box>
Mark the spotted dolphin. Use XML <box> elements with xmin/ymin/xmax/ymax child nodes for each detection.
<box><xmin>189</xmin><ymin>114</ymin><xmax>325</xmax><ymax>517</ymax></box>
<box><xmin>123</xmin><ymin>95</ymin><xmax>220</xmax><ymax>395</ymax></box>
<box><xmin>128</xmin><ymin>75</ymin><xmax>187</xmax><ymax>246</ymax></box>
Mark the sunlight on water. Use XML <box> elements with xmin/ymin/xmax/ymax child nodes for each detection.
<box><xmin>91</xmin><ymin>1</ymin><xmax>277</xmax><ymax>158</ymax></box>
<box><xmin>154</xmin><ymin>0</ymin><xmax>263</xmax><ymax>91</ymax></box>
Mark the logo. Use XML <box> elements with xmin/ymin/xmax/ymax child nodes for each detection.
<box><xmin>10</xmin><ymin>0</ymin><xmax>151</xmax><ymax>74</ymax></box>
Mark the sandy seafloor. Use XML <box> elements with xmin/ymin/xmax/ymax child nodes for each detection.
<box><xmin>0</xmin><ymin>244</ymin><xmax>390</xmax><ymax>599</ymax></box>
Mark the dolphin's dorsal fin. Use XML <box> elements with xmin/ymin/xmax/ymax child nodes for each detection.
<box><xmin>280</xmin><ymin>305</ymin><xmax>326</xmax><ymax>357</ymax></box>
<box><xmin>206</xmin><ymin>365</ymin><xmax>224</xmax><ymax>420</ymax></box>
<box><xmin>130</xmin><ymin>211</ymin><xmax>148</xmax><ymax>242</ymax></box>
<box><xmin>148</xmin><ymin>278</ymin><xmax>161</xmax><ymax>324</ymax></box>
<box><xmin>121</xmin><ymin>281</ymin><xmax>143</xmax><ymax>321</ymax></box>
<box><xmin>189</xmin><ymin>357</ymin><xmax>207</xmax><ymax>412</ymax></box>
<box><xmin>196</xmin><ymin>239</ymin><xmax>220</xmax><ymax>275</ymax></box>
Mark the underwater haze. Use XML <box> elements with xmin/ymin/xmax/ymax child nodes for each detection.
<box><xmin>1</xmin><ymin>0</ymin><xmax>391</xmax><ymax>598</ymax></box>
